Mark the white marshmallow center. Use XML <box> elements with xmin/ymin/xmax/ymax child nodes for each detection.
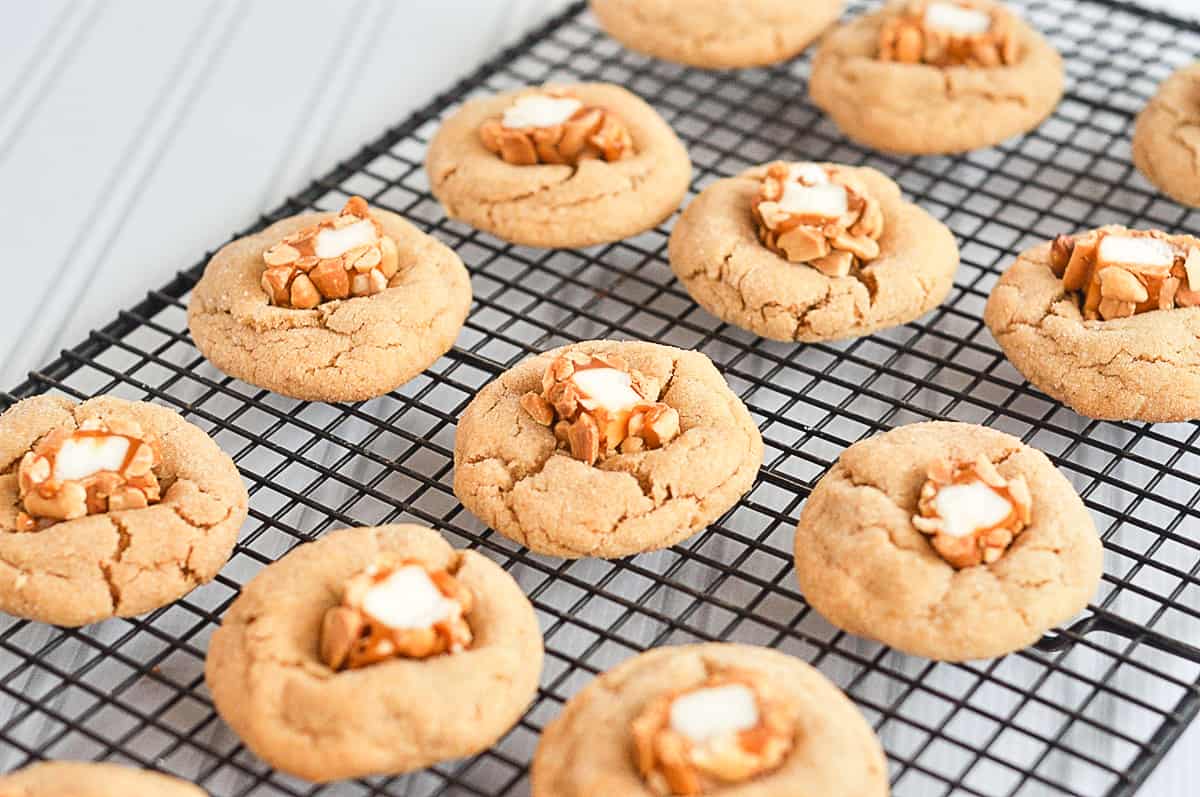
<box><xmin>314</xmin><ymin>218</ymin><xmax>378</xmax><ymax>259</ymax></box>
<box><xmin>1097</xmin><ymin>235</ymin><xmax>1177</xmax><ymax>268</ymax></box>
<box><xmin>779</xmin><ymin>182</ymin><xmax>849</xmax><ymax>219</ymax></box>
<box><xmin>787</xmin><ymin>162</ymin><xmax>830</xmax><ymax>186</ymax></box>
<box><xmin>53</xmin><ymin>435</ymin><xmax>131</xmax><ymax>482</ymax></box>
<box><xmin>670</xmin><ymin>684</ymin><xmax>760</xmax><ymax>743</ymax></box>
<box><xmin>570</xmin><ymin>368</ymin><xmax>644</xmax><ymax>415</ymax></box>
<box><xmin>502</xmin><ymin>95</ymin><xmax>582</xmax><ymax>129</ymax></box>
<box><xmin>933</xmin><ymin>480</ymin><xmax>1014</xmax><ymax>538</ymax></box>
<box><xmin>361</xmin><ymin>566</ymin><xmax>457</xmax><ymax>630</ymax></box>
<box><xmin>925</xmin><ymin>2</ymin><xmax>992</xmax><ymax>34</ymax></box>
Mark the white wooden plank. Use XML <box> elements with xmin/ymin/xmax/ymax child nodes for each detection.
<box><xmin>0</xmin><ymin>0</ymin><xmax>83</xmax><ymax>162</ymax></box>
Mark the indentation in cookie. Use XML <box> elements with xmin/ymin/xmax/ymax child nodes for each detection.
<box><xmin>751</xmin><ymin>162</ymin><xmax>884</xmax><ymax>277</ymax></box>
<box><xmin>479</xmin><ymin>88</ymin><xmax>634</xmax><ymax>166</ymax></box>
<box><xmin>630</xmin><ymin>668</ymin><xmax>795</xmax><ymax>795</ymax></box>
<box><xmin>260</xmin><ymin>196</ymin><xmax>402</xmax><ymax>309</ymax></box>
<box><xmin>16</xmin><ymin>417</ymin><xmax>162</xmax><ymax>531</ymax></box>
<box><xmin>912</xmin><ymin>454</ymin><xmax>1032</xmax><ymax>568</ymax></box>
<box><xmin>1049</xmin><ymin>227</ymin><xmax>1200</xmax><ymax>321</ymax></box>
<box><xmin>519</xmin><ymin>350</ymin><xmax>679</xmax><ymax>466</ymax></box>
<box><xmin>320</xmin><ymin>553</ymin><xmax>474</xmax><ymax>671</ymax></box>
<box><xmin>878</xmin><ymin>0</ymin><xmax>1018</xmax><ymax>67</ymax></box>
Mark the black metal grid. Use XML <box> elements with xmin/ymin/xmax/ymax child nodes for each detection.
<box><xmin>3</xmin><ymin>1</ymin><xmax>1200</xmax><ymax>795</ymax></box>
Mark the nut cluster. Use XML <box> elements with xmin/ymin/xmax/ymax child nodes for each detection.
<box><xmin>912</xmin><ymin>455</ymin><xmax>1032</xmax><ymax>568</ymax></box>
<box><xmin>519</xmin><ymin>351</ymin><xmax>680</xmax><ymax>466</ymax></box>
<box><xmin>879</xmin><ymin>1</ymin><xmax>1018</xmax><ymax>68</ymax></box>
<box><xmin>751</xmin><ymin>163</ymin><xmax>885</xmax><ymax>278</ymax></box>
<box><xmin>260</xmin><ymin>196</ymin><xmax>401</xmax><ymax>309</ymax></box>
<box><xmin>479</xmin><ymin>90</ymin><xmax>634</xmax><ymax>166</ymax></box>
<box><xmin>319</xmin><ymin>554</ymin><xmax>474</xmax><ymax>671</ymax></box>
<box><xmin>630</xmin><ymin>670</ymin><xmax>795</xmax><ymax>796</ymax></box>
<box><xmin>1049</xmin><ymin>228</ymin><xmax>1200</xmax><ymax>321</ymax></box>
<box><xmin>15</xmin><ymin>418</ymin><xmax>161</xmax><ymax>532</ymax></box>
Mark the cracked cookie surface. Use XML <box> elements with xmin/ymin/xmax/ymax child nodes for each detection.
<box><xmin>794</xmin><ymin>422</ymin><xmax>1102</xmax><ymax>661</ymax></box>
<box><xmin>531</xmin><ymin>642</ymin><xmax>888</xmax><ymax>797</ymax></box>
<box><xmin>1133</xmin><ymin>63</ymin><xmax>1200</xmax><ymax>208</ymax></box>
<box><xmin>205</xmin><ymin>524</ymin><xmax>543</xmax><ymax>783</ymax></box>
<box><xmin>454</xmin><ymin>340</ymin><xmax>762</xmax><ymax>559</ymax></box>
<box><xmin>984</xmin><ymin>234</ymin><xmax>1200</xmax><ymax>421</ymax></box>
<box><xmin>0</xmin><ymin>395</ymin><xmax>247</xmax><ymax>627</ymax></box>
<box><xmin>0</xmin><ymin>761</ymin><xmax>206</xmax><ymax>796</ymax></box>
<box><xmin>589</xmin><ymin>0</ymin><xmax>845</xmax><ymax>69</ymax></box>
<box><xmin>426</xmin><ymin>83</ymin><xmax>691</xmax><ymax>249</ymax></box>
<box><xmin>669</xmin><ymin>163</ymin><xmax>958</xmax><ymax>342</ymax></box>
<box><xmin>809</xmin><ymin>1</ymin><xmax>1063</xmax><ymax>154</ymax></box>
<box><xmin>188</xmin><ymin>209</ymin><xmax>471</xmax><ymax>403</ymax></box>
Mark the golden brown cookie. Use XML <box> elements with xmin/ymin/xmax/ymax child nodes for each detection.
<box><xmin>794</xmin><ymin>422</ymin><xmax>1102</xmax><ymax>661</ymax></box>
<box><xmin>589</xmin><ymin>0</ymin><xmax>845</xmax><ymax>69</ymax></box>
<box><xmin>531</xmin><ymin>643</ymin><xmax>888</xmax><ymax>797</ymax></box>
<box><xmin>809</xmin><ymin>0</ymin><xmax>1063</xmax><ymax>154</ymax></box>
<box><xmin>188</xmin><ymin>198</ymin><xmax>471</xmax><ymax>403</ymax></box>
<box><xmin>984</xmin><ymin>226</ymin><xmax>1200</xmax><ymax>421</ymax></box>
<box><xmin>426</xmin><ymin>83</ymin><xmax>691</xmax><ymax>249</ymax></box>
<box><xmin>0</xmin><ymin>395</ymin><xmax>247</xmax><ymax>627</ymax></box>
<box><xmin>0</xmin><ymin>761</ymin><xmax>205</xmax><ymax>796</ymax></box>
<box><xmin>205</xmin><ymin>524</ymin><xmax>543</xmax><ymax>783</ymax></box>
<box><xmin>454</xmin><ymin>340</ymin><xmax>762</xmax><ymax>559</ymax></box>
<box><xmin>669</xmin><ymin>161</ymin><xmax>959</xmax><ymax>342</ymax></box>
<box><xmin>1133</xmin><ymin>62</ymin><xmax>1200</xmax><ymax>207</ymax></box>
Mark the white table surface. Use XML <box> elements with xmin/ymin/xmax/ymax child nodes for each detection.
<box><xmin>1</xmin><ymin>1</ymin><xmax>1197</xmax><ymax>795</ymax></box>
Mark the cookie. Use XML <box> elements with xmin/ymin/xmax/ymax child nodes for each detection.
<box><xmin>531</xmin><ymin>643</ymin><xmax>888</xmax><ymax>796</ymax></box>
<box><xmin>0</xmin><ymin>761</ymin><xmax>205</xmax><ymax>796</ymax></box>
<box><xmin>426</xmin><ymin>83</ymin><xmax>691</xmax><ymax>249</ymax></box>
<box><xmin>589</xmin><ymin>0</ymin><xmax>845</xmax><ymax>69</ymax></box>
<box><xmin>454</xmin><ymin>340</ymin><xmax>762</xmax><ymax>559</ymax></box>
<box><xmin>669</xmin><ymin>161</ymin><xmax>959</xmax><ymax>342</ymax></box>
<box><xmin>0</xmin><ymin>395</ymin><xmax>247</xmax><ymax>627</ymax></box>
<box><xmin>810</xmin><ymin>0</ymin><xmax>1063</xmax><ymax>154</ymax></box>
<box><xmin>1133</xmin><ymin>62</ymin><xmax>1200</xmax><ymax>208</ymax></box>
<box><xmin>794</xmin><ymin>421</ymin><xmax>1102</xmax><ymax>661</ymax></box>
<box><xmin>985</xmin><ymin>226</ymin><xmax>1200</xmax><ymax>421</ymax></box>
<box><xmin>206</xmin><ymin>524</ymin><xmax>543</xmax><ymax>782</ymax></box>
<box><xmin>188</xmin><ymin>196</ymin><xmax>471</xmax><ymax>403</ymax></box>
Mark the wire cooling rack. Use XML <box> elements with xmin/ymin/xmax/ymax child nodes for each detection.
<box><xmin>3</xmin><ymin>1</ymin><xmax>1200</xmax><ymax>795</ymax></box>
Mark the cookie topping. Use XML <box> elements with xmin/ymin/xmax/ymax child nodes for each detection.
<box><xmin>912</xmin><ymin>455</ymin><xmax>1032</xmax><ymax>568</ymax></box>
<box><xmin>16</xmin><ymin>418</ymin><xmax>162</xmax><ymax>531</ymax></box>
<box><xmin>501</xmin><ymin>94</ymin><xmax>583</xmax><ymax>129</ymax></box>
<box><xmin>751</xmin><ymin>163</ymin><xmax>885</xmax><ymax>278</ymax></box>
<box><xmin>1049</xmin><ymin>228</ymin><xmax>1200</xmax><ymax>321</ymax></box>
<box><xmin>260</xmin><ymin>196</ymin><xmax>401</xmax><ymax>309</ymax></box>
<box><xmin>479</xmin><ymin>89</ymin><xmax>634</xmax><ymax>166</ymax></box>
<box><xmin>320</xmin><ymin>555</ymin><xmax>473</xmax><ymax>671</ymax></box>
<box><xmin>519</xmin><ymin>351</ymin><xmax>680</xmax><ymax>465</ymax></box>
<box><xmin>879</xmin><ymin>0</ymin><xmax>1018</xmax><ymax>68</ymax></box>
<box><xmin>925</xmin><ymin>1</ymin><xmax>992</xmax><ymax>34</ymax></box>
<box><xmin>631</xmin><ymin>670</ymin><xmax>794</xmax><ymax>795</ymax></box>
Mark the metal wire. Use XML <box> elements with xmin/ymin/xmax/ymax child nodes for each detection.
<box><xmin>3</xmin><ymin>1</ymin><xmax>1200</xmax><ymax>795</ymax></box>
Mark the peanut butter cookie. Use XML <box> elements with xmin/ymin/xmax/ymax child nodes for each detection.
<box><xmin>206</xmin><ymin>524</ymin><xmax>543</xmax><ymax>783</ymax></box>
<box><xmin>188</xmin><ymin>196</ymin><xmax>471</xmax><ymax>403</ymax></box>
<box><xmin>589</xmin><ymin>0</ymin><xmax>845</xmax><ymax>69</ymax></box>
<box><xmin>0</xmin><ymin>395</ymin><xmax>247</xmax><ymax>627</ymax></box>
<box><xmin>0</xmin><ymin>761</ymin><xmax>205</xmax><ymax>796</ymax></box>
<box><xmin>809</xmin><ymin>0</ymin><xmax>1063</xmax><ymax>154</ymax></box>
<box><xmin>531</xmin><ymin>643</ymin><xmax>888</xmax><ymax>797</ymax></box>
<box><xmin>1133</xmin><ymin>63</ymin><xmax>1200</xmax><ymax>208</ymax></box>
<box><xmin>426</xmin><ymin>83</ymin><xmax>691</xmax><ymax>249</ymax></box>
<box><xmin>454</xmin><ymin>340</ymin><xmax>762</xmax><ymax>559</ymax></box>
<box><xmin>794</xmin><ymin>422</ymin><xmax>1102</xmax><ymax>661</ymax></box>
<box><xmin>985</xmin><ymin>226</ymin><xmax>1200</xmax><ymax>421</ymax></box>
<box><xmin>669</xmin><ymin>161</ymin><xmax>959</xmax><ymax>342</ymax></box>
